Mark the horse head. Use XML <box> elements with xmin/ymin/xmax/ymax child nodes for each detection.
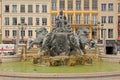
<box><xmin>35</xmin><ymin>27</ymin><xmax>48</xmax><ymax>37</ymax></box>
<box><xmin>28</xmin><ymin>28</ymin><xmax>48</xmax><ymax>50</ymax></box>
<box><xmin>76</xmin><ymin>28</ymin><xmax>90</xmax><ymax>44</ymax></box>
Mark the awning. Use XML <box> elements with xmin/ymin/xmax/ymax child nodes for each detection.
<box><xmin>3</xmin><ymin>38</ymin><xmax>12</xmax><ymax>41</ymax></box>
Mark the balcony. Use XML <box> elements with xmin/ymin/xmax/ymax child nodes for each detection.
<box><xmin>51</xmin><ymin>20</ymin><xmax>98</xmax><ymax>28</ymax></box>
<box><xmin>69</xmin><ymin>20</ymin><xmax>98</xmax><ymax>26</ymax></box>
<box><xmin>3</xmin><ymin>36</ymin><xmax>29</xmax><ymax>44</ymax></box>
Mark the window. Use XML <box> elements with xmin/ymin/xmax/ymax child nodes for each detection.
<box><xmin>36</xmin><ymin>18</ymin><xmax>39</xmax><ymax>25</ymax></box>
<box><xmin>118</xmin><ymin>30</ymin><xmax>120</xmax><ymax>37</ymax></box>
<box><xmin>12</xmin><ymin>5</ymin><xmax>17</xmax><ymax>12</ymax></box>
<box><xmin>5</xmin><ymin>5</ymin><xmax>9</xmax><ymax>12</ymax></box>
<box><xmin>118</xmin><ymin>16</ymin><xmax>120</xmax><ymax>26</ymax></box>
<box><xmin>92</xmin><ymin>0</ymin><xmax>98</xmax><ymax>10</ymax></box>
<box><xmin>101</xmin><ymin>16</ymin><xmax>106</xmax><ymax>23</ymax></box>
<box><xmin>76</xmin><ymin>0</ymin><xmax>81</xmax><ymax>10</ymax></box>
<box><xmin>118</xmin><ymin>3</ymin><xmax>120</xmax><ymax>12</ymax></box>
<box><xmin>108</xmin><ymin>29</ymin><xmax>113</xmax><ymax>38</ymax></box>
<box><xmin>101</xmin><ymin>4</ymin><xmax>106</xmax><ymax>11</ymax></box>
<box><xmin>13</xmin><ymin>30</ymin><xmax>17</xmax><ymax>36</ymax></box>
<box><xmin>108</xmin><ymin>3</ymin><xmax>113</xmax><ymax>11</ymax></box>
<box><xmin>20</xmin><ymin>5</ymin><xmax>25</xmax><ymax>13</ymax></box>
<box><xmin>12</xmin><ymin>17</ymin><xmax>17</xmax><ymax>25</ymax></box>
<box><xmin>92</xmin><ymin>14</ymin><xmax>97</xmax><ymax>25</ymax></box>
<box><xmin>42</xmin><ymin>5</ymin><xmax>47</xmax><ymax>13</ymax></box>
<box><xmin>68</xmin><ymin>0</ymin><xmax>73</xmax><ymax>10</ymax></box>
<box><xmin>68</xmin><ymin>14</ymin><xmax>73</xmax><ymax>24</ymax></box>
<box><xmin>101</xmin><ymin>29</ymin><xmax>103</xmax><ymax>38</ymax></box>
<box><xmin>36</xmin><ymin>5</ymin><xmax>39</xmax><ymax>13</ymax></box>
<box><xmin>84</xmin><ymin>14</ymin><xmax>89</xmax><ymax>24</ymax></box>
<box><xmin>84</xmin><ymin>0</ymin><xmax>89</xmax><ymax>10</ymax></box>
<box><xmin>28</xmin><ymin>5</ymin><xmax>33</xmax><ymax>13</ymax></box>
<box><xmin>60</xmin><ymin>0</ymin><xmax>65</xmax><ymax>10</ymax></box>
<box><xmin>42</xmin><ymin>18</ymin><xmax>47</xmax><ymax>25</ymax></box>
<box><xmin>21</xmin><ymin>17</ymin><xmax>25</xmax><ymax>24</ymax></box>
<box><xmin>5</xmin><ymin>17</ymin><xmax>9</xmax><ymax>25</ymax></box>
<box><xmin>21</xmin><ymin>30</ymin><xmax>25</xmax><ymax>36</ymax></box>
<box><xmin>5</xmin><ymin>30</ymin><xmax>9</xmax><ymax>37</ymax></box>
<box><xmin>52</xmin><ymin>14</ymin><xmax>57</xmax><ymax>24</ymax></box>
<box><xmin>28</xmin><ymin>30</ymin><xmax>33</xmax><ymax>37</ymax></box>
<box><xmin>76</xmin><ymin>14</ymin><xmax>80</xmax><ymax>24</ymax></box>
<box><xmin>108</xmin><ymin>16</ymin><xmax>113</xmax><ymax>23</ymax></box>
<box><xmin>28</xmin><ymin>17</ymin><xmax>33</xmax><ymax>25</ymax></box>
<box><xmin>51</xmin><ymin>0</ymin><xmax>57</xmax><ymax>10</ymax></box>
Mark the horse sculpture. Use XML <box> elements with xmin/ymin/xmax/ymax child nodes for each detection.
<box><xmin>76</xmin><ymin>28</ymin><xmax>96</xmax><ymax>50</ymax></box>
<box><xmin>27</xmin><ymin>27</ymin><xmax>48</xmax><ymax>54</ymax></box>
<box><xmin>28</xmin><ymin>11</ymin><xmax>94</xmax><ymax>66</ymax></box>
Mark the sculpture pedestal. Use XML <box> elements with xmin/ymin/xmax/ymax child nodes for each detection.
<box><xmin>33</xmin><ymin>55</ymin><xmax>92</xmax><ymax>66</ymax></box>
<box><xmin>97</xmin><ymin>44</ymin><xmax>105</xmax><ymax>55</ymax></box>
<box><xmin>18</xmin><ymin>44</ymin><xmax>26</xmax><ymax>61</ymax></box>
<box><xmin>0</xmin><ymin>54</ymin><xmax>21</xmax><ymax>62</ymax></box>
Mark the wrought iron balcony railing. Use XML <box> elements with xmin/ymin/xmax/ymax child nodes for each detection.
<box><xmin>52</xmin><ymin>20</ymin><xmax>98</xmax><ymax>26</ymax></box>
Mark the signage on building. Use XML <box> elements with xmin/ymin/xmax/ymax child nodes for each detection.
<box><xmin>0</xmin><ymin>44</ymin><xmax>15</xmax><ymax>52</ymax></box>
<box><xmin>106</xmin><ymin>40</ymin><xmax>116</xmax><ymax>47</ymax></box>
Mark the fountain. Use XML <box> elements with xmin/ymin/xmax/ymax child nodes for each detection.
<box><xmin>28</xmin><ymin>11</ymin><xmax>93</xmax><ymax>66</ymax></box>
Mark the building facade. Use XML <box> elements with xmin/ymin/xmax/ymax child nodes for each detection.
<box><xmin>50</xmin><ymin>0</ymin><xmax>119</xmax><ymax>55</ymax></box>
<box><xmin>1</xmin><ymin>0</ymin><xmax>50</xmax><ymax>43</ymax></box>
<box><xmin>117</xmin><ymin>0</ymin><xmax>120</xmax><ymax>40</ymax></box>
<box><xmin>50</xmin><ymin>0</ymin><xmax>98</xmax><ymax>39</ymax></box>
<box><xmin>0</xmin><ymin>0</ymin><xmax>2</xmax><ymax>43</ymax></box>
<box><xmin>98</xmin><ymin>0</ymin><xmax>118</xmax><ymax>55</ymax></box>
<box><xmin>117</xmin><ymin>0</ymin><xmax>120</xmax><ymax>53</ymax></box>
<box><xmin>0</xmin><ymin>0</ymin><xmax>119</xmax><ymax>55</ymax></box>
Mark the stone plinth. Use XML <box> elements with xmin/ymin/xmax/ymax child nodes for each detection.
<box><xmin>97</xmin><ymin>44</ymin><xmax>104</xmax><ymax>55</ymax></box>
<box><xmin>33</xmin><ymin>55</ymin><xmax>92</xmax><ymax>66</ymax></box>
<box><xmin>18</xmin><ymin>44</ymin><xmax>27</xmax><ymax>61</ymax></box>
<box><xmin>100</xmin><ymin>55</ymin><xmax>120</xmax><ymax>62</ymax></box>
<box><xmin>0</xmin><ymin>54</ymin><xmax>21</xmax><ymax>62</ymax></box>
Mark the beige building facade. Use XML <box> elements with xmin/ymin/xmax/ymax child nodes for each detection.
<box><xmin>1</xmin><ymin>0</ymin><xmax>50</xmax><ymax>43</ymax></box>
<box><xmin>98</xmin><ymin>0</ymin><xmax>117</xmax><ymax>41</ymax></box>
<box><xmin>98</xmin><ymin>0</ymin><xmax>118</xmax><ymax>55</ymax></box>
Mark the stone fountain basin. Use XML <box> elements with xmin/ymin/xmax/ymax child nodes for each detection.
<box><xmin>0</xmin><ymin>54</ymin><xmax>22</xmax><ymax>62</ymax></box>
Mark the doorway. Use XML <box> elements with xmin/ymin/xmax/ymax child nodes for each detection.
<box><xmin>106</xmin><ymin>47</ymin><xmax>114</xmax><ymax>55</ymax></box>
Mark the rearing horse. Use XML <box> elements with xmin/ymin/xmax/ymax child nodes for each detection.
<box><xmin>27</xmin><ymin>28</ymin><xmax>48</xmax><ymax>54</ymax></box>
<box><xmin>76</xmin><ymin>27</ymin><xmax>96</xmax><ymax>50</ymax></box>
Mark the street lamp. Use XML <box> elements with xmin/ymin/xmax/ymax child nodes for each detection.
<box><xmin>97</xmin><ymin>22</ymin><xmax>101</xmax><ymax>43</ymax></box>
<box><xmin>101</xmin><ymin>24</ymin><xmax>106</xmax><ymax>54</ymax></box>
<box><xmin>93</xmin><ymin>22</ymin><xmax>101</xmax><ymax>43</ymax></box>
<box><xmin>18</xmin><ymin>23</ymin><xmax>27</xmax><ymax>44</ymax></box>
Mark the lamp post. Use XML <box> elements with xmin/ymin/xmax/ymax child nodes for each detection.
<box><xmin>16</xmin><ymin>23</ymin><xmax>27</xmax><ymax>60</ymax></box>
<box><xmin>101</xmin><ymin>24</ymin><xmax>106</xmax><ymax>54</ymax></box>
<box><xmin>16</xmin><ymin>27</ymin><xmax>19</xmax><ymax>54</ymax></box>
<box><xmin>93</xmin><ymin>22</ymin><xmax>100</xmax><ymax>43</ymax></box>
<box><xmin>18</xmin><ymin>23</ymin><xmax>27</xmax><ymax>44</ymax></box>
<box><xmin>97</xmin><ymin>22</ymin><xmax>101</xmax><ymax>43</ymax></box>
